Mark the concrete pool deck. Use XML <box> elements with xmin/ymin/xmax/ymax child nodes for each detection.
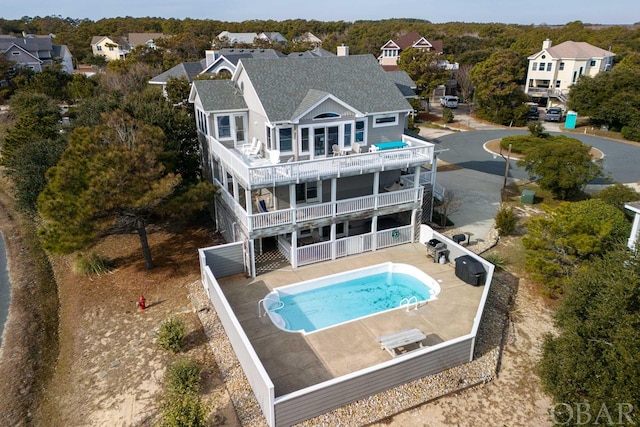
<box><xmin>218</xmin><ymin>243</ymin><xmax>486</xmax><ymax>397</ymax></box>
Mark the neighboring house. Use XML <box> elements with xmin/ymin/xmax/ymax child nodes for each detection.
<box><xmin>90</xmin><ymin>36</ymin><xmax>130</xmax><ymax>61</ymax></box>
<box><xmin>292</xmin><ymin>31</ymin><xmax>322</xmax><ymax>46</ymax></box>
<box><xmin>626</xmin><ymin>201</ymin><xmax>640</xmax><ymax>251</ymax></box>
<box><xmin>525</xmin><ymin>39</ymin><xmax>615</xmax><ymax>105</ymax></box>
<box><xmin>127</xmin><ymin>32</ymin><xmax>167</xmax><ymax>49</ymax></box>
<box><xmin>188</xmin><ymin>54</ymin><xmax>442</xmax><ymax>275</ymax></box>
<box><xmin>217</xmin><ymin>31</ymin><xmax>287</xmax><ymax>46</ymax></box>
<box><xmin>148</xmin><ymin>48</ymin><xmax>284</xmax><ymax>96</ymax></box>
<box><xmin>0</xmin><ymin>34</ymin><xmax>73</xmax><ymax>73</ymax></box>
<box><xmin>287</xmin><ymin>46</ymin><xmax>335</xmax><ymax>58</ymax></box>
<box><xmin>378</xmin><ymin>31</ymin><xmax>443</xmax><ymax>71</ymax></box>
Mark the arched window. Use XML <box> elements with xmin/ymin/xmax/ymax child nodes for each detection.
<box><xmin>313</xmin><ymin>112</ymin><xmax>340</xmax><ymax>119</ymax></box>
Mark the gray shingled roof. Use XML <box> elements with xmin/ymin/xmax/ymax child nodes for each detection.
<box><xmin>149</xmin><ymin>60</ymin><xmax>207</xmax><ymax>84</ymax></box>
<box><xmin>239</xmin><ymin>54</ymin><xmax>411</xmax><ymax>122</ymax></box>
<box><xmin>385</xmin><ymin>70</ymin><xmax>417</xmax><ymax>98</ymax></box>
<box><xmin>192</xmin><ymin>80</ymin><xmax>247</xmax><ymax>112</ymax></box>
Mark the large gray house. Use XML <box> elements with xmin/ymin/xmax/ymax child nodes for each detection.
<box><xmin>189</xmin><ymin>54</ymin><xmax>442</xmax><ymax>275</ymax></box>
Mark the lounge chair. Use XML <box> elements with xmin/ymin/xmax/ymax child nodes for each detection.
<box><xmin>384</xmin><ymin>181</ymin><xmax>404</xmax><ymax>192</ymax></box>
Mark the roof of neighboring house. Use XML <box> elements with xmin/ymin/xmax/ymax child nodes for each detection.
<box><xmin>128</xmin><ymin>33</ymin><xmax>166</xmax><ymax>47</ymax></box>
<box><xmin>90</xmin><ymin>35</ymin><xmax>129</xmax><ymax>48</ymax></box>
<box><xmin>214</xmin><ymin>48</ymin><xmax>285</xmax><ymax>66</ymax></box>
<box><xmin>293</xmin><ymin>32</ymin><xmax>322</xmax><ymax>44</ymax></box>
<box><xmin>0</xmin><ymin>35</ymin><xmax>54</xmax><ymax>58</ymax></box>
<box><xmin>385</xmin><ymin>70</ymin><xmax>418</xmax><ymax>98</ymax></box>
<box><xmin>237</xmin><ymin>54</ymin><xmax>412</xmax><ymax>122</ymax></box>
<box><xmin>259</xmin><ymin>32</ymin><xmax>287</xmax><ymax>43</ymax></box>
<box><xmin>192</xmin><ymin>80</ymin><xmax>248</xmax><ymax>112</ymax></box>
<box><xmin>287</xmin><ymin>47</ymin><xmax>335</xmax><ymax>58</ymax></box>
<box><xmin>149</xmin><ymin>59</ymin><xmax>207</xmax><ymax>84</ymax></box>
<box><xmin>529</xmin><ymin>40</ymin><xmax>616</xmax><ymax>60</ymax></box>
<box><xmin>217</xmin><ymin>31</ymin><xmax>259</xmax><ymax>44</ymax></box>
<box><xmin>390</xmin><ymin>31</ymin><xmax>443</xmax><ymax>53</ymax></box>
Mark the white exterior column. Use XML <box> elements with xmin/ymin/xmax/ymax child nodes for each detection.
<box><xmin>373</xmin><ymin>172</ymin><xmax>380</xmax><ymax>209</ymax></box>
<box><xmin>371</xmin><ymin>216</ymin><xmax>378</xmax><ymax>251</ymax></box>
<box><xmin>291</xmin><ymin>230</ymin><xmax>298</xmax><ymax>268</ymax></box>
<box><xmin>289</xmin><ymin>184</ymin><xmax>297</xmax><ymax>224</ymax></box>
<box><xmin>330</xmin><ymin>224</ymin><xmax>337</xmax><ymax>260</ymax></box>
<box><xmin>331</xmin><ymin>178</ymin><xmax>337</xmax><ymax>217</ymax></box>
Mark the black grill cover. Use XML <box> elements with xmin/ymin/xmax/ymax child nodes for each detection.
<box><xmin>455</xmin><ymin>255</ymin><xmax>486</xmax><ymax>286</ymax></box>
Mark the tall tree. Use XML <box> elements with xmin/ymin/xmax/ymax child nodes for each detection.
<box><xmin>517</xmin><ymin>135</ymin><xmax>604</xmax><ymax>200</ymax></box>
<box><xmin>37</xmin><ymin>111</ymin><xmax>215</xmax><ymax>269</ymax></box>
<box><xmin>0</xmin><ymin>91</ymin><xmax>61</xmax><ymax>168</ymax></box>
<box><xmin>470</xmin><ymin>49</ymin><xmax>529</xmax><ymax>125</ymax></box>
<box><xmin>522</xmin><ymin>199</ymin><xmax>629</xmax><ymax>294</ymax></box>
<box><xmin>539</xmin><ymin>247</ymin><xmax>640</xmax><ymax>425</ymax></box>
<box><xmin>397</xmin><ymin>47</ymin><xmax>449</xmax><ymax>96</ymax></box>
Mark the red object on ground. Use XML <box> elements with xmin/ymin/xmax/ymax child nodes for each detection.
<box><xmin>138</xmin><ymin>295</ymin><xmax>146</xmax><ymax>311</ymax></box>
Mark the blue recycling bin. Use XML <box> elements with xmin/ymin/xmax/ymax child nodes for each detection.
<box><xmin>565</xmin><ymin>111</ymin><xmax>577</xmax><ymax>129</ymax></box>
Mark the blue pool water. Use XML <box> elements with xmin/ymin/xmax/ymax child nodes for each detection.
<box><xmin>272</xmin><ymin>271</ymin><xmax>435</xmax><ymax>333</ymax></box>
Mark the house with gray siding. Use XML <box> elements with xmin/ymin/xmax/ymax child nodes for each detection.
<box><xmin>189</xmin><ymin>54</ymin><xmax>443</xmax><ymax>275</ymax></box>
<box><xmin>0</xmin><ymin>34</ymin><xmax>73</xmax><ymax>73</ymax></box>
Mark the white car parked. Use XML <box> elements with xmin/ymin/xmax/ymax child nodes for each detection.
<box><xmin>440</xmin><ymin>95</ymin><xmax>459</xmax><ymax>108</ymax></box>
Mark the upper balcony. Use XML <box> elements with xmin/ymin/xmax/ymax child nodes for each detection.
<box><xmin>207</xmin><ymin>134</ymin><xmax>435</xmax><ymax>190</ymax></box>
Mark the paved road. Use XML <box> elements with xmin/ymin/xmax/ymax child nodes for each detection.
<box><xmin>432</xmin><ymin>129</ymin><xmax>640</xmax><ymax>185</ymax></box>
<box><xmin>421</xmin><ymin>109</ymin><xmax>640</xmax><ymax>240</ymax></box>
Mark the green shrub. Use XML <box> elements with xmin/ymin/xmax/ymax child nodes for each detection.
<box><xmin>495</xmin><ymin>204</ymin><xmax>517</xmax><ymax>236</ymax></box>
<box><xmin>72</xmin><ymin>252</ymin><xmax>113</xmax><ymax>275</ymax></box>
<box><xmin>161</xmin><ymin>391</ymin><xmax>208</xmax><ymax>427</ymax></box>
<box><xmin>442</xmin><ymin>107</ymin><xmax>454</xmax><ymax>123</ymax></box>
<box><xmin>484</xmin><ymin>253</ymin><xmax>507</xmax><ymax>270</ymax></box>
<box><xmin>157</xmin><ymin>317</ymin><xmax>186</xmax><ymax>353</ymax></box>
<box><xmin>166</xmin><ymin>358</ymin><xmax>201</xmax><ymax>395</ymax></box>
<box><xmin>621</xmin><ymin>123</ymin><xmax>640</xmax><ymax>142</ymax></box>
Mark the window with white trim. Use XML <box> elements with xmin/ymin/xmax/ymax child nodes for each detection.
<box><xmin>278</xmin><ymin>128</ymin><xmax>293</xmax><ymax>152</ymax></box>
<box><xmin>538</xmin><ymin>62</ymin><xmax>545</xmax><ymax>71</ymax></box>
<box><xmin>344</xmin><ymin>123</ymin><xmax>352</xmax><ymax>148</ymax></box>
<box><xmin>314</xmin><ymin>112</ymin><xmax>340</xmax><ymax>119</ymax></box>
<box><xmin>266</xmin><ymin>125</ymin><xmax>272</xmax><ymax>149</ymax></box>
<box><xmin>559</xmin><ymin>62</ymin><xmax>565</xmax><ymax>70</ymax></box>
<box><xmin>355</xmin><ymin>120</ymin><xmax>365</xmax><ymax>142</ymax></box>
<box><xmin>546</xmin><ymin>63</ymin><xmax>552</xmax><ymax>71</ymax></box>
<box><xmin>216</xmin><ymin>115</ymin><xmax>231</xmax><ymax>139</ymax></box>
<box><xmin>97</xmin><ymin>45</ymin><xmax>103</xmax><ymax>51</ymax></box>
<box><xmin>296</xmin><ymin>181</ymin><xmax>320</xmax><ymax>204</ymax></box>
<box><xmin>590</xmin><ymin>60</ymin><xmax>596</xmax><ymax>67</ymax></box>
<box><xmin>555</xmin><ymin>80</ymin><xmax>561</xmax><ymax>88</ymax></box>
<box><xmin>532</xmin><ymin>62</ymin><xmax>537</xmax><ymax>70</ymax></box>
<box><xmin>372</xmin><ymin>114</ymin><xmax>398</xmax><ymax>128</ymax></box>
<box><xmin>300</xmin><ymin>128</ymin><xmax>309</xmax><ymax>154</ymax></box>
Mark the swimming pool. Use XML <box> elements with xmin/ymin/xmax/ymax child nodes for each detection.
<box><xmin>261</xmin><ymin>263</ymin><xmax>441</xmax><ymax>334</ymax></box>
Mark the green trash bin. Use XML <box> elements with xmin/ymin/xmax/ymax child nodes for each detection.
<box><xmin>521</xmin><ymin>190</ymin><xmax>535</xmax><ymax>204</ymax></box>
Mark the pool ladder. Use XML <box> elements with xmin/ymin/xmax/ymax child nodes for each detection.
<box><xmin>399</xmin><ymin>296</ymin><xmax>418</xmax><ymax>312</ymax></box>
<box><xmin>258</xmin><ymin>299</ymin><xmax>284</xmax><ymax>317</ymax></box>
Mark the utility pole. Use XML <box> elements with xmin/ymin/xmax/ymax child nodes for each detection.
<box><xmin>503</xmin><ymin>143</ymin><xmax>512</xmax><ymax>189</ymax></box>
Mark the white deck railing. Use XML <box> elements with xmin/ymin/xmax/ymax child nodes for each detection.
<box><xmin>217</xmin><ymin>184</ymin><xmax>422</xmax><ymax>232</ymax></box>
<box><xmin>207</xmin><ymin>134</ymin><xmax>434</xmax><ymax>189</ymax></box>
<box><xmin>296</xmin><ymin>225</ymin><xmax>413</xmax><ymax>267</ymax></box>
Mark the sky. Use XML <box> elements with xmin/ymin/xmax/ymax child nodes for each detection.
<box><xmin>1</xmin><ymin>0</ymin><xmax>638</xmax><ymax>26</ymax></box>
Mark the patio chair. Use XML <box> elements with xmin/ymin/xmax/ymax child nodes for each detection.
<box><xmin>246</xmin><ymin>140</ymin><xmax>262</xmax><ymax>157</ymax></box>
<box><xmin>258</xmin><ymin>199</ymin><xmax>269</xmax><ymax>213</ymax></box>
<box><xmin>332</xmin><ymin>144</ymin><xmax>341</xmax><ymax>156</ymax></box>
